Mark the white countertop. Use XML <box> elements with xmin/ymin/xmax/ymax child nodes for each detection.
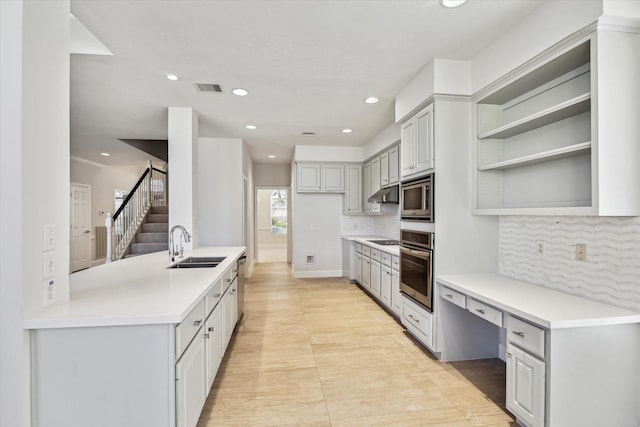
<box><xmin>437</xmin><ymin>274</ymin><xmax>640</xmax><ymax>329</ymax></box>
<box><xmin>24</xmin><ymin>247</ymin><xmax>245</xmax><ymax>330</ymax></box>
<box><xmin>341</xmin><ymin>235</ymin><xmax>400</xmax><ymax>257</ymax></box>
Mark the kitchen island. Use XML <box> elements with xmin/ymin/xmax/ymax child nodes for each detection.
<box><xmin>25</xmin><ymin>247</ymin><xmax>245</xmax><ymax>427</ymax></box>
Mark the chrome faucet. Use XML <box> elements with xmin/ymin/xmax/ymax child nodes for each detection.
<box><xmin>169</xmin><ymin>225</ymin><xmax>191</xmax><ymax>262</ymax></box>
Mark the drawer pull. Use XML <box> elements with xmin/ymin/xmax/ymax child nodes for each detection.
<box><xmin>407</xmin><ymin>314</ymin><xmax>420</xmax><ymax>323</ymax></box>
<box><xmin>193</xmin><ymin>319</ymin><xmax>202</xmax><ymax>327</ymax></box>
<box><xmin>445</xmin><ymin>294</ymin><xmax>453</xmax><ymax>299</ymax></box>
<box><xmin>512</xmin><ymin>331</ymin><xmax>525</xmax><ymax>337</ymax></box>
<box><xmin>475</xmin><ymin>309</ymin><xmax>486</xmax><ymax>315</ymax></box>
<box><xmin>208</xmin><ymin>326</ymin><xmax>214</xmax><ymax>332</ymax></box>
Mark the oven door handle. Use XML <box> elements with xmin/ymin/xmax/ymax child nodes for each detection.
<box><xmin>400</xmin><ymin>246</ymin><xmax>431</xmax><ymax>261</ymax></box>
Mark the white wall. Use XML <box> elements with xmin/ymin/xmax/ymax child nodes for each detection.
<box><xmin>254</xmin><ymin>163</ymin><xmax>291</xmax><ymax>187</ymax></box>
<box><xmin>243</xmin><ymin>143</ymin><xmax>256</xmax><ymax>270</ymax></box>
<box><xmin>1</xmin><ymin>1</ymin><xmax>27</xmax><ymax>425</ymax></box>
<box><xmin>362</xmin><ymin>122</ymin><xmax>400</xmax><ymax>161</ymax></box>
<box><xmin>197</xmin><ymin>138</ymin><xmax>244</xmax><ymax>247</ymax></box>
<box><xmin>470</xmin><ymin>0</ymin><xmax>603</xmax><ymax>93</ymax></box>
<box><xmin>70</xmin><ymin>158</ymin><xmax>148</xmax><ymax>261</ymax></box>
<box><xmin>294</xmin><ymin>145</ymin><xmax>362</xmax><ymax>162</ymax></box>
<box><xmin>168</xmin><ymin>107</ymin><xmax>198</xmax><ymax>249</ymax></box>
<box><xmin>1</xmin><ymin>1</ymin><xmax>70</xmax><ymax>425</ymax></box>
<box><xmin>603</xmin><ymin>0</ymin><xmax>640</xmax><ymax>17</ymax></box>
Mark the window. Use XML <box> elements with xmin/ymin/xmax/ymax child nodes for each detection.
<box><xmin>271</xmin><ymin>190</ymin><xmax>287</xmax><ymax>235</ymax></box>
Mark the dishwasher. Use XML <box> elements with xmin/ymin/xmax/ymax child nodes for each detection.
<box><xmin>236</xmin><ymin>253</ymin><xmax>246</xmax><ymax>323</ymax></box>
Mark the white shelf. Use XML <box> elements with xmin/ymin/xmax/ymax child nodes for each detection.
<box><xmin>478</xmin><ymin>142</ymin><xmax>591</xmax><ymax>171</ymax></box>
<box><xmin>478</xmin><ymin>93</ymin><xmax>591</xmax><ymax>140</ymax></box>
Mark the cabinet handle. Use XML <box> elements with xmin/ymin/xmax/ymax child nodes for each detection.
<box><xmin>407</xmin><ymin>314</ymin><xmax>420</xmax><ymax>323</ymax></box>
<box><xmin>475</xmin><ymin>309</ymin><xmax>485</xmax><ymax>315</ymax></box>
<box><xmin>214</xmin><ymin>293</ymin><xmax>221</xmax><ymax>298</ymax></box>
<box><xmin>204</xmin><ymin>333</ymin><xmax>209</xmax><ymax>339</ymax></box>
<box><xmin>445</xmin><ymin>294</ymin><xmax>453</xmax><ymax>299</ymax></box>
<box><xmin>208</xmin><ymin>326</ymin><xmax>214</xmax><ymax>332</ymax></box>
<box><xmin>506</xmin><ymin>352</ymin><xmax>512</xmax><ymax>359</ymax></box>
<box><xmin>512</xmin><ymin>331</ymin><xmax>525</xmax><ymax>337</ymax></box>
<box><xmin>193</xmin><ymin>319</ymin><xmax>202</xmax><ymax>327</ymax></box>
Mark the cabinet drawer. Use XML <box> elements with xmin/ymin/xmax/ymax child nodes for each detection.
<box><xmin>402</xmin><ymin>300</ymin><xmax>432</xmax><ymax>341</ymax></box>
<box><xmin>205</xmin><ymin>279</ymin><xmax>223</xmax><ymax>315</ymax></box>
<box><xmin>467</xmin><ymin>298</ymin><xmax>503</xmax><ymax>327</ymax></box>
<box><xmin>176</xmin><ymin>298</ymin><xmax>206</xmax><ymax>359</ymax></box>
<box><xmin>506</xmin><ymin>315</ymin><xmax>545</xmax><ymax>359</ymax></box>
<box><xmin>355</xmin><ymin>243</ymin><xmax>362</xmax><ymax>254</ymax></box>
<box><xmin>440</xmin><ymin>286</ymin><xmax>466</xmax><ymax>309</ymax></box>
<box><xmin>362</xmin><ymin>246</ymin><xmax>371</xmax><ymax>257</ymax></box>
<box><xmin>392</xmin><ymin>255</ymin><xmax>399</xmax><ymax>270</ymax></box>
<box><xmin>371</xmin><ymin>249</ymin><xmax>381</xmax><ymax>262</ymax></box>
<box><xmin>381</xmin><ymin>252</ymin><xmax>391</xmax><ymax>267</ymax></box>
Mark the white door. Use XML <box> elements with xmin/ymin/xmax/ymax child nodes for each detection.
<box><xmin>506</xmin><ymin>343</ymin><xmax>546</xmax><ymax>427</ymax></box>
<box><xmin>70</xmin><ymin>183</ymin><xmax>91</xmax><ymax>272</ymax></box>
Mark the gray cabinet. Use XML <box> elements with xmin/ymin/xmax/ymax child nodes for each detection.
<box><xmin>401</xmin><ymin>104</ymin><xmax>434</xmax><ymax>179</ymax></box>
<box><xmin>343</xmin><ymin>164</ymin><xmax>362</xmax><ymax>214</ymax></box>
<box><xmin>297</xmin><ymin>162</ymin><xmax>345</xmax><ymax>193</ymax></box>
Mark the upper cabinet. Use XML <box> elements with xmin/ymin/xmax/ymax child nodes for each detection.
<box><xmin>473</xmin><ymin>25</ymin><xmax>640</xmax><ymax>216</ymax></box>
<box><xmin>380</xmin><ymin>144</ymin><xmax>400</xmax><ymax>187</ymax></box>
<box><xmin>297</xmin><ymin>162</ymin><xmax>345</xmax><ymax>193</ymax></box>
<box><xmin>343</xmin><ymin>164</ymin><xmax>362</xmax><ymax>215</ymax></box>
<box><xmin>401</xmin><ymin>104</ymin><xmax>434</xmax><ymax>179</ymax></box>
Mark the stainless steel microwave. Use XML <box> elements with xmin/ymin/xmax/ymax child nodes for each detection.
<box><xmin>401</xmin><ymin>174</ymin><xmax>433</xmax><ymax>221</ymax></box>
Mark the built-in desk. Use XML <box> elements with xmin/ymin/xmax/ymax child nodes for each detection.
<box><xmin>437</xmin><ymin>274</ymin><xmax>640</xmax><ymax>427</ymax></box>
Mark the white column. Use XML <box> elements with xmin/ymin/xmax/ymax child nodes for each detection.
<box><xmin>168</xmin><ymin>107</ymin><xmax>198</xmax><ymax>249</ymax></box>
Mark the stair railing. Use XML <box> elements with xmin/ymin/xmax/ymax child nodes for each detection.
<box><xmin>105</xmin><ymin>161</ymin><xmax>167</xmax><ymax>262</ymax></box>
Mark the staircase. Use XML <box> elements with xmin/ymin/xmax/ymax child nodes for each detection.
<box><xmin>124</xmin><ymin>205</ymin><xmax>168</xmax><ymax>258</ymax></box>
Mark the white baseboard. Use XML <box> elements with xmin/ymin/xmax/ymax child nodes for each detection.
<box><xmin>91</xmin><ymin>258</ymin><xmax>106</xmax><ymax>268</ymax></box>
<box><xmin>293</xmin><ymin>269</ymin><xmax>343</xmax><ymax>279</ymax></box>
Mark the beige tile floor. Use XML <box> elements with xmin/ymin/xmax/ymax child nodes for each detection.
<box><xmin>197</xmin><ymin>263</ymin><xmax>516</xmax><ymax>427</ymax></box>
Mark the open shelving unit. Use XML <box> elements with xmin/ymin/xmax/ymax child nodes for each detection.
<box><xmin>473</xmin><ymin>37</ymin><xmax>595</xmax><ymax>214</ymax></box>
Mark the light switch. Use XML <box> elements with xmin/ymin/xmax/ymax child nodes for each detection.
<box><xmin>44</xmin><ymin>224</ymin><xmax>56</xmax><ymax>251</ymax></box>
<box><xmin>43</xmin><ymin>252</ymin><xmax>56</xmax><ymax>277</ymax></box>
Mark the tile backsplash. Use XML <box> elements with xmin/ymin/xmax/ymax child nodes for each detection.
<box><xmin>340</xmin><ymin>209</ymin><xmax>400</xmax><ymax>240</ymax></box>
<box><xmin>499</xmin><ymin>216</ymin><xmax>640</xmax><ymax>312</ymax></box>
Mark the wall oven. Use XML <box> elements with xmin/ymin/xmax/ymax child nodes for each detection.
<box><xmin>401</xmin><ymin>173</ymin><xmax>433</xmax><ymax>221</ymax></box>
<box><xmin>399</xmin><ymin>229</ymin><xmax>434</xmax><ymax>312</ymax></box>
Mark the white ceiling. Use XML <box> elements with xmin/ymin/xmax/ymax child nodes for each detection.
<box><xmin>70</xmin><ymin>0</ymin><xmax>543</xmax><ymax>166</ymax></box>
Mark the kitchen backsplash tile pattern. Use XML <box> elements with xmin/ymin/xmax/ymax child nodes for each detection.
<box><xmin>340</xmin><ymin>215</ymin><xmax>374</xmax><ymax>236</ymax></box>
<box><xmin>373</xmin><ymin>212</ymin><xmax>401</xmax><ymax>240</ymax></box>
<box><xmin>500</xmin><ymin>216</ymin><xmax>640</xmax><ymax>312</ymax></box>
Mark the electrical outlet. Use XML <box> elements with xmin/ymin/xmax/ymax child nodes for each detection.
<box><xmin>536</xmin><ymin>240</ymin><xmax>544</xmax><ymax>254</ymax></box>
<box><xmin>43</xmin><ymin>279</ymin><xmax>56</xmax><ymax>305</ymax></box>
<box><xmin>306</xmin><ymin>255</ymin><xmax>315</xmax><ymax>264</ymax></box>
<box><xmin>575</xmin><ymin>243</ymin><xmax>586</xmax><ymax>262</ymax></box>
<box><xmin>43</xmin><ymin>251</ymin><xmax>56</xmax><ymax>277</ymax></box>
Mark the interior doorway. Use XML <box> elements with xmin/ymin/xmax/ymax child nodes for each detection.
<box><xmin>70</xmin><ymin>183</ymin><xmax>92</xmax><ymax>272</ymax></box>
<box><xmin>256</xmin><ymin>188</ymin><xmax>288</xmax><ymax>263</ymax></box>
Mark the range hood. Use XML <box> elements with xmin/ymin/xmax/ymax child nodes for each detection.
<box><xmin>368</xmin><ymin>185</ymin><xmax>399</xmax><ymax>204</ymax></box>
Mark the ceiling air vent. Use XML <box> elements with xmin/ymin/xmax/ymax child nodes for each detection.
<box><xmin>193</xmin><ymin>83</ymin><xmax>222</xmax><ymax>93</ymax></box>
<box><xmin>301</xmin><ymin>132</ymin><xmax>316</xmax><ymax>137</ymax></box>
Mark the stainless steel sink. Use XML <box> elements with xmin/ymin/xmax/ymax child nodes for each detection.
<box><xmin>168</xmin><ymin>256</ymin><xmax>226</xmax><ymax>269</ymax></box>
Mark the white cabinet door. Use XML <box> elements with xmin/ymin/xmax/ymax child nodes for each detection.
<box><xmin>321</xmin><ymin>164</ymin><xmax>345</xmax><ymax>192</ymax></box>
<box><xmin>362</xmin><ymin>256</ymin><xmax>371</xmax><ymax>291</ymax></box>
<box><xmin>222</xmin><ymin>282</ymin><xmax>238</xmax><ymax>348</ymax></box>
<box><xmin>176</xmin><ymin>333</ymin><xmax>207</xmax><ymax>427</ymax></box>
<box><xmin>380</xmin><ymin>265</ymin><xmax>391</xmax><ymax>307</ymax></box>
<box><xmin>506</xmin><ymin>344</ymin><xmax>545</xmax><ymax>427</ymax></box>
<box><xmin>401</xmin><ymin>120</ymin><xmax>415</xmax><ymax>178</ymax></box>
<box><xmin>205</xmin><ymin>307</ymin><xmax>223</xmax><ymax>391</ymax></box>
<box><xmin>297</xmin><ymin>163</ymin><xmax>321</xmax><ymax>192</ymax></box>
<box><xmin>380</xmin><ymin>152</ymin><xmax>389</xmax><ymax>187</ymax></box>
<box><xmin>401</xmin><ymin>104</ymin><xmax>434</xmax><ymax>178</ymax></box>
<box><xmin>414</xmin><ymin>104</ymin><xmax>434</xmax><ymax>174</ymax></box>
<box><xmin>388</xmin><ymin>145</ymin><xmax>399</xmax><ymax>185</ymax></box>
<box><xmin>370</xmin><ymin>260</ymin><xmax>381</xmax><ymax>298</ymax></box>
<box><xmin>344</xmin><ymin>165</ymin><xmax>362</xmax><ymax>214</ymax></box>
<box><xmin>370</xmin><ymin>157</ymin><xmax>381</xmax><ymax>213</ymax></box>
<box><xmin>355</xmin><ymin>252</ymin><xmax>362</xmax><ymax>284</ymax></box>
<box><xmin>391</xmin><ymin>268</ymin><xmax>401</xmax><ymax>317</ymax></box>
<box><xmin>363</xmin><ymin>163</ymin><xmax>371</xmax><ymax>213</ymax></box>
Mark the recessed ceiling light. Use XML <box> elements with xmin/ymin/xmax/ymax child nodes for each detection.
<box><xmin>342</xmin><ymin>128</ymin><xmax>353</xmax><ymax>134</ymax></box>
<box><xmin>246</xmin><ymin>125</ymin><xmax>257</xmax><ymax>130</ymax></box>
<box><xmin>166</xmin><ymin>74</ymin><xmax>178</xmax><ymax>81</ymax></box>
<box><xmin>268</xmin><ymin>155</ymin><xmax>276</xmax><ymax>158</ymax></box>
<box><xmin>440</xmin><ymin>0</ymin><xmax>467</xmax><ymax>8</ymax></box>
<box><xmin>364</xmin><ymin>97</ymin><xmax>379</xmax><ymax>104</ymax></box>
<box><xmin>232</xmin><ymin>88</ymin><xmax>248</xmax><ymax>96</ymax></box>
<box><xmin>100</xmin><ymin>152</ymin><xmax>111</xmax><ymax>157</ymax></box>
